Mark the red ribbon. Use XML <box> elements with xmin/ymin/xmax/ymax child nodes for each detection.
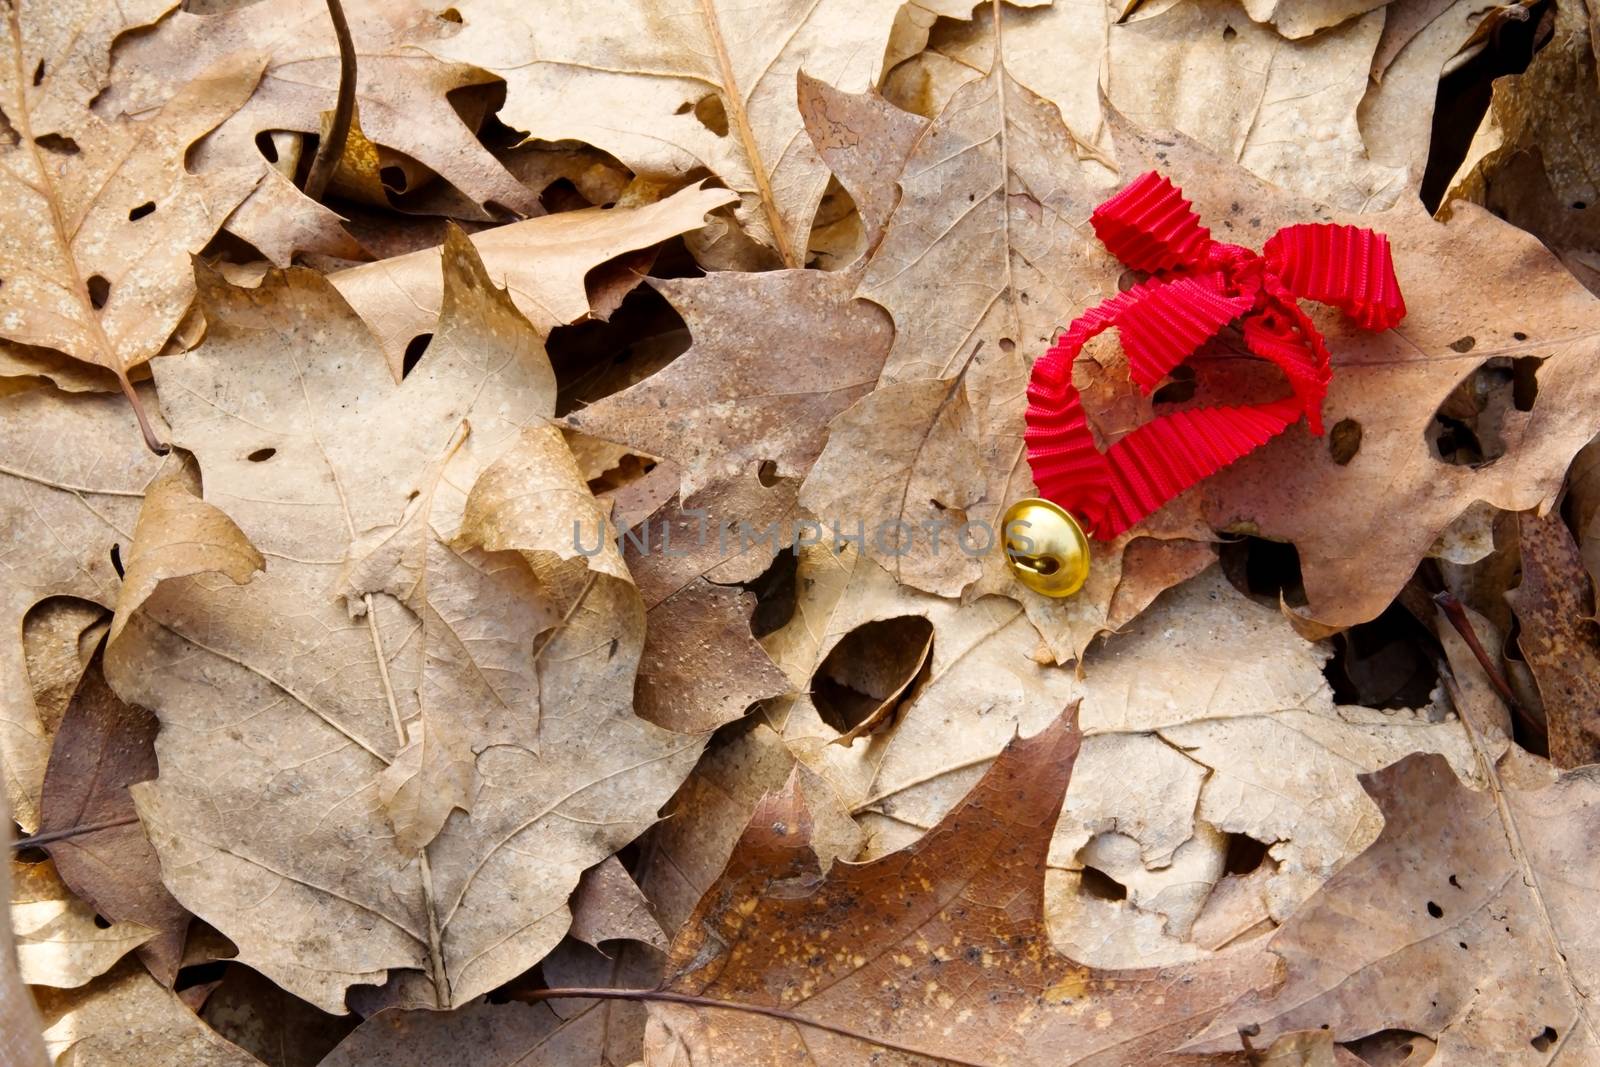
<box><xmin>1024</xmin><ymin>171</ymin><xmax>1406</xmax><ymax>539</ymax></box>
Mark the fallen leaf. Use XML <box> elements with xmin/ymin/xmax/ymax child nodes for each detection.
<box><xmin>569</xmin><ymin>856</ymin><xmax>669</xmax><ymax>954</ymax></box>
<box><xmin>330</xmin><ymin>182</ymin><xmax>737</xmax><ymax>378</ymax></box>
<box><xmin>104</xmin><ymin>230</ymin><xmax>703</xmax><ymax>1010</ymax></box>
<box><xmin>643</xmin><ymin>708</ymin><xmax>1280</xmax><ymax>1064</ymax></box>
<box><xmin>1</xmin><ymin>1</ymin><xmax>266</xmax><ymax>446</ymax></box>
<box><xmin>432</xmin><ymin>0</ymin><xmax>904</xmax><ymax>266</ymax></box>
<box><xmin>9</xmin><ymin>857</ymin><xmax>153</xmax><ymax>988</ymax></box>
<box><xmin>37</xmin><ymin>649</ymin><xmax>191</xmax><ymax>984</ymax></box>
<box><xmin>1449</xmin><ymin>0</ymin><xmax>1600</xmax><ymax>295</ymax></box>
<box><xmin>35</xmin><ymin>958</ymin><xmax>264</xmax><ymax>1067</ymax></box>
<box><xmin>0</xmin><ymin>385</ymin><xmax>161</xmax><ymax>831</ymax></box>
<box><xmin>567</xmin><ymin>270</ymin><xmax>893</xmax><ymax>499</ymax></box>
<box><xmin>1505</xmin><ymin>510</ymin><xmax>1600</xmax><ymax>768</ymax></box>
<box><xmin>99</xmin><ymin>0</ymin><xmax>540</xmax><ymax>263</ymax></box>
<box><xmin>1191</xmin><ymin>745</ymin><xmax>1600</xmax><ymax>1062</ymax></box>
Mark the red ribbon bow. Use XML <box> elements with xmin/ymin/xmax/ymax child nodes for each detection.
<box><xmin>1024</xmin><ymin>171</ymin><xmax>1406</xmax><ymax>539</ymax></box>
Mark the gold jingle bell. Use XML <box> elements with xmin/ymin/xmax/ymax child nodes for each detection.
<box><xmin>1002</xmin><ymin>498</ymin><xmax>1091</xmax><ymax>598</ymax></box>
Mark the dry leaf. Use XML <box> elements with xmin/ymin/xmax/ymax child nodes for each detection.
<box><xmin>1505</xmin><ymin>510</ymin><xmax>1600</xmax><ymax>768</ymax></box>
<box><xmin>103</xmin><ymin>231</ymin><xmax>703</xmax><ymax>1011</ymax></box>
<box><xmin>37</xmin><ymin>650</ymin><xmax>191</xmax><ymax>984</ymax></box>
<box><xmin>1</xmin><ymin>1</ymin><xmax>265</xmax><ymax>445</ymax></box>
<box><xmin>330</xmin><ymin>183</ymin><xmax>737</xmax><ymax>378</ymax></box>
<box><xmin>1191</xmin><ymin>750</ymin><xmax>1600</xmax><ymax>1063</ymax></box>
<box><xmin>99</xmin><ymin>0</ymin><xmax>540</xmax><ymax>262</ymax></box>
<box><xmin>432</xmin><ymin>0</ymin><xmax>904</xmax><ymax>266</ymax></box>
<box><xmin>643</xmin><ymin>709</ymin><xmax>1280</xmax><ymax>1064</ymax></box>
<box><xmin>0</xmin><ymin>385</ymin><xmax>161</xmax><ymax>832</ymax></box>
<box><xmin>35</xmin><ymin>958</ymin><xmax>264</xmax><ymax>1067</ymax></box>
<box><xmin>1449</xmin><ymin>0</ymin><xmax>1600</xmax><ymax>295</ymax></box>
<box><xmin>569</xmin><ymin>856</ymin><xmax>669</xmax><ymax>954</ymax></box>
<box><xmin>9</xmin><ymin>856</ymin><xmax>152</xmax><ymax>988</ymax></box>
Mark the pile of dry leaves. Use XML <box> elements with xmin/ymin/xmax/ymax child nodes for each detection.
<box><xmin>4</xmin><ymin>0</ymin><xmax>1600</xmax><ymax>1063</ymax></box>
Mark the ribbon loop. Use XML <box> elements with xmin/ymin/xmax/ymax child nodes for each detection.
<box><xmin>1024</xmin><ymin>172</ymin><xmax>1406</xmax><ymax>540</ymax></box>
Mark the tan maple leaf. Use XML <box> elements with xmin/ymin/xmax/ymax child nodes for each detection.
<box><xmin>103</xmin><ymin>229</ymin><xmax>704</xmax><ymax>1011</ymax></box>
<box><xmin>640</xmin><ymin>708</ymin><xmax>1280</xmax><ymax>1064</ymax></box>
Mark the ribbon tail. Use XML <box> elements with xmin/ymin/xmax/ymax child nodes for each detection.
<box><xmin>1262</xmin><ymin>223</ymin><xmax>1406</xmax><ymax>331</ymax></box>
<box><xmin>1097</xmin><ymin>398</ymin><xmax>1303</xmax><ymax>538</ymax></box>
<box><xmin>1091</xmin><ymin>170</ymin><xmax>1214</xmax><ymax>274</ymax></box>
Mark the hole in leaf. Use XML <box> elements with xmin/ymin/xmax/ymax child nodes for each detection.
<box><xmin>1574</xmin><ymin>202</ymin><xmax>1588</xmax><ymax>211</ymax></box>
<box><xmin>693</xmin><ymin>93</ymin><xmax>730</xmax><ymax>137</ymax></box>
<box><xmin>1427</xmin><ymin>357</ymin><xmax>1545</xmax><ymax>466</ymax></box>
<box><xmin>757</xmin><ymin>459</ymin><xmax>780</xmax><ymax>487</ymax></box>
<box><xmin>1219</xmin><ymin>535</ymin><xmax>1306</xmax><ymax>607</ymax></box>
<box><xmin>247</xmin><ymin>447</ymin><xmax>276</xmax><ymax>463</ymax></box>
<box><xmin>1426</xmin><ymin>900</ymin><xmax>1443</xmax><ymax>918</ymax></box>
<box><xmin>1532</xmin><ymin>1026</ymin><xmax>1558</xmax><ymax>1052</ymax></box>
<box><xmin>1222</xmin><ymin>832</ymin><xmax>1273</xmax><ymax>875</ymax></box>
<box><xmin>110</xmin><ymin>544</ymin><xmax>124</xmax><ymax>578</ymax></box>
<box><xmin>1449</xmin><ymin>874</ymin><xmax>1461</xmax><ymax>888</ymax></box>
<box><xmin>1449</xmin><ymin>335</ymin><xmax>1476</xmax><ymax>353</ymax></box>
<box><xmin>34</xmin><ymin>133</ymin><xmax>79</xmax><ymax>155</ymax></box>
<box><xmin>437</xmin><ymin>6</ymin><xmax>462</xmax><ymax>22</ymax></box>
<box><xmin>379</xmin><ymin>165</ymin><xmax>408</xmax><ymax>192</ymax></box>
<box><xmin>1324</xmin><ymin>599</ymin><xmax>1439</xmax><ymax>709</ymax></box>
<box><xmin>1152</xmin><ymin>364</ymin><xmax>1197</xmax><ymax>405</ymax></box>
<box><xmin>811</xmin><ymin>615</ymin><xmax>934</xmax><ymax>736</ymax></box>
<box><xmin>1078</xmin><ymin>865</ymin><xmax>1127</xmax><ymax>902</ymax></box>
<box><xmin>1343</xmin><ymin>1030</ymin><xmax>1435</xmax><ymax>1066</ymax></box>
<box><xmin>1222</xmin><ymin>24</ymin><xmax>1237</xmax><ymax>40</ymax></box>
<box><xmin>254</xmin><ymin>130</ymin><xmax>279</xmax><ymax>164</ymax></box>
<box><xmin>128</xmin><ymin>201</ymin><xmax>156</xmax><ymax>221</ymax></box>
<box><xmin>998</xmin><ymin>337</ymin><xmax>1015</xmax><ymax>353</ymax></box>
<box><xmin>32</xmin><ymin>60</ymin><xmax>45</xmax><ymax>86</ymax></box>
<box><xmin>92</xmin><ymin>913</ymin><xmax>111</xmax><ymax>929</ymax></box>
<box><xmin>402</xmin><ymin>334</ymin><xmax>432</xmax><ymax>378</ymax></box>
<box><xmin>1329</xmin><ymin>417</ymin><xmax>1362</xmax><ymax>465</ymax></box>
<box><xmin>86</xmin><ymin>275</ymin><xmax>109</xmax><ymax>309</ymax></box>
<box><xmin>1513</xmin><ymin>331</ymin><xmax>1528</xmax><ymax>341</ymax></box>
<box><xmin>743</xmin><ymin>547</ymin><xmax>799</xmax><ymax>639</ymax></box>
<box><xmin>674</xmin><ymin>100</ymin><xmax>693</xmax><ymax>115</ymax></box>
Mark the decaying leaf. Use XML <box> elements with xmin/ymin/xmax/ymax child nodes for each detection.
<box><xmin>569</xmin><ymin>856</ymin><xmax>668</xmax><ymax>954</ymax></box>
<box><xmin>37</xmin><ymin>650</ymin><xmax>191</xmax><ymax>984</ymax></box>
<box><xmin>1505</xmin><ymin>510</ymin><xmax>1600</xmax><ymax>768</ymax></box>
<box><xmin>1192</xmin><ymin>748</ymin><xmax>1600</xmax><ymax>1063</ymax></box>
<box><xmin>320</xmin><ymin>996</ymin><xmax>627</xmax><ymax>1067</ymax></box>
<box><xmin>103</xmin><ymin>228</ymin><xmax>703</xmax><ymax>1011</ymax></box>
<box><xmin>432</xmin><ymin>0</ymin><xmax>904</xmax><ymax>266</ymax></box>
<box><xmin>644</xmin><ymin>708</ymin><xmax>1280</xmax><ymax>1064</ymax></box>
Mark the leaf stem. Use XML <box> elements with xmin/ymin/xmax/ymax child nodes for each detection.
<box><xmin>11</xmin><ymin>815</ymin><xmax>141</xmax><ymax>851</ymax></box>
<box><xmin>1432</xmin><ymin>590</ymin><xmax>1545</xmax><ymax>743</ymax></box>
<box><xmin>303</xmin><ymin>0</ymin><xmax>356</xmax><ymax>202</ymax></box>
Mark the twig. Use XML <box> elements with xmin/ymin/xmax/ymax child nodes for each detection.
<box><xmin>302</xmin><ymin>0</ymin><xmax>356</xmax><ymax>202</ymax></box>
<box><xmin>1432</xmin><ymin>590</ymin><xmax>1545</xmax><ymax>743</ymax></box>
<box><xmin>10</xmin><ymin>815</ymin><xmax>140</xmax><ymax>851</ymax></box>
<box><xmin>516</xmin><ymin>986</ymin><xmax>993</xmax><ymax>1066</ymax></box>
